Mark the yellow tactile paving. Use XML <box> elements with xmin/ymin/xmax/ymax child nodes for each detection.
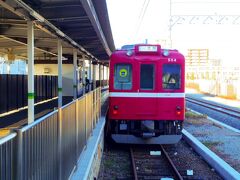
<box><xmin>0</xmin><ymin>129</ymin><xmax>10</xmax><ymax>138</ymax></box>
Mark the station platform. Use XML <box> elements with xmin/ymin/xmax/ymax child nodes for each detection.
<box><xmin>0</xmin><ymin>1</ymin><xmax>113</xmax><ymax>179</ymax></box>
<box><xmin>0</xmin><ymin>97</ymin><xmax>72</xmax><ymax>128</ymax></box>
<box><xmin>0</xmin><ymin>87</ymin><xmax>108</xmax><ymax>129</ymax></box>
<box><xmin>0</xmin><ymin>87</ymin><xmax>108</xmax><ymax>180</ymax></box>
<box><xmin>71</xmin><ymin>90</ymin><xmax>108</xmax><ymax>179</ymax></box>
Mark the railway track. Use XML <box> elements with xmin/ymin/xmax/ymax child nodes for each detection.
<box><xmin>186</xmin><ymin>97</ymin><xmax>240</xmax><ymax>119</ymax></box>
<box><xmin>99</xmin><ymin>140</ymin><xmax>222</xmax><ymax>179</ymax></box>
<box><xmin>130</xmin><ymin>145</ymin><xmax>183</xmax><ymax>180</ymax></box>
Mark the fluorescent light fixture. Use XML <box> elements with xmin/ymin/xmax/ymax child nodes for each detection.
<box><xmin>30</xmin><ymin>11</ymin><xmax>45</xmax><ymax>22</ymax></box>
<box><xmin>62</xmin><ymin>57</ymin><xmax>68</xmax><ymax>61</ymax></box>
<box><xmin>56</xmin><ymin>30</ymin><xmax>65</xmax><ymax>37</ymax></box>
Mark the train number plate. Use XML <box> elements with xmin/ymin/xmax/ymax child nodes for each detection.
<box><xmin>120</xmin><ymin>124</ymin><xmax>127</xmax><ymax>130</ymax></box>
<box><xmin>142</xmin><ymin>132</ymin><xmax>155</xmax><ymax>138</ymax></box>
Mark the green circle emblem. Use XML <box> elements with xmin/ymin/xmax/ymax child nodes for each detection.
<box><xmin>119</xmin><ymin>69</ymin><xmax>128</xmax><ymax>77</ymax></box>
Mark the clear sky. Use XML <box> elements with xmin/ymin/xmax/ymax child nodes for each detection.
<box><xmin>106</xmin><ymin>0</ymin><xmax>170</xmax><ymax>48</ymax></box>
<box><xmin>106</xmin><ymin>0</ymin><xmax>240</xmax><ymax>66</ymax></box>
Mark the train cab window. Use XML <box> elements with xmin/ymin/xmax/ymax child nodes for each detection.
<box><xmin>114</xmin><ymin>64</ymin><xmax>132</xmax><ymax>90</ymax></box>
<box><xmin>162</xmin><ymin>64</ymin><xmax>181</xmax><ymax>89</ymax></box>
<box><xmin>140</xmin><ymin>64</ymin><xmax>155</xmax><ymax>90</ymax></box>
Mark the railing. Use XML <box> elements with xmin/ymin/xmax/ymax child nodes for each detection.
<box><xmin>96</xmin><ymin>80</ymin><xmax>109</xmax><ymax>88</ymax></box>
<box><xmin>0</xmin><ymin>87</ymin><xmax>102</xmax><ymax>180</ymax></box>
<box><xmin>60</xmin><ymin>102</ymin><xmax>77</xmax><ymax>180</ymax></box>
<box><xmin>16</xmin><ymin>111</ymin><xmax>59</xmax><ymax>180</ymax></box>
<box><xmin>0</xmin><ymin>133</ymin><xmax>17</xmax><ymax>180</ymax></box>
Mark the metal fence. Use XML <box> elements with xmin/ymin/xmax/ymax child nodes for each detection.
<box><xmin>95</xmin><ymin>88</ymin><xmax>101</xmax><ymax>124</ymax></box>
<box><xmin>86</xmin><ymin>92</ymin><xmax>93</xmax><ymax>140</ymax></box>
<box><xmin>16</xmin><ymin>111</ymin><xmax>59</xmax><ymax>180</ymax></box>
<box><xmin>60</xmin><ymin>102</ymin><xmax>77</xmax><ymax>180</ymax></box>
<box><xmin>76</xmin><ymin>97</ymin><xmax>86</xmax><ymax>156</ymax></box>
<box><xmin>0</xmin><ymin>87</ymin><xmax>102</xmax><ymax>180</ymax></box>
<box><xmin>77</xmin><ymin>80</ymin><xmax>107</xmax><ymax>97</ymax></box>
<box><xmin>96</xmin><ymin>80</ymin><xmax>108</xmax><ymax>88</ymax></box>
<box><xmin>0</xmin><ymin>133</ymin><xmax>17</xmax><ymax>180</ymax></box>
<box><xmin>0</xmin><ymin>74</ymin><xmax>58</xmax><ymax>114</ymax></box>
<box><xmin>0</xmin><ymin>78</ymin><xmax>106</xmax><ymax>114</ymax></box>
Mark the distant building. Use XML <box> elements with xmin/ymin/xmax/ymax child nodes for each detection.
<box><xmin>186</xmin><ymin>49</ymin><xmax>209</xmax><ymax>67</ymax></box>
<box><xmin>185</xmin><ymin>48</ymin><xmax>240</xmax><ymax>100</ymax></box>
<box><xmin>185</xmin><ymin>49</ymin><xmax>223</xmax><ymax>80</ymax></box>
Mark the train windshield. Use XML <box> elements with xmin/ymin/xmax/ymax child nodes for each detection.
<box><xmin>114</xmin><ymin>64</ymin><xmax>132</xmax><ymax>90</ymax></box>
<box><xmin>162</xmin><ymin>64</ymin><xmax>181</xmax><ymax>89</ymax></box>
<box><xmin>140</xmin><ymin>64</ymin><xmax>155</xmax><ymax>90</ymax></box>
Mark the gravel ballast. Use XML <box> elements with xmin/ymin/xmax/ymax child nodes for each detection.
<box><xmin>99</xmin><ymin>140</ymin><xmax>222</xmax><ymax>179</ymax></box>
<box><xmin>184</xmin><ymin>112</ymin><xmax>240</xmax><ymax>172</ymax></box>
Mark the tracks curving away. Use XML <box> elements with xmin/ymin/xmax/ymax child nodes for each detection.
<box><xmin>186</xmin><ymin>97</ymin><xmax>240</xmax><ymax>119</ymax></box>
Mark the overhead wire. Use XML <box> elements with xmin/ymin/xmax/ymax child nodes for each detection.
<box><xmin>135</xmin><ymin>0</ymin><xmax>150</xmax><ymax>40</ymax></box>
<box><xmin>138</xmin><ymin>0</ymin><xmax>148</xmax><ymax>19</ymax></box>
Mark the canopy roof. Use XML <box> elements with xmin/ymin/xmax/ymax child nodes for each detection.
<box><xmin>0</xmin><ymin>0</ymin><xmax>115</xmax><ymax>63</ymax></box>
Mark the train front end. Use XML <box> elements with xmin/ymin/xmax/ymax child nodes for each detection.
<box><xmin>107</xmin><ymin>44</ymin><xmax>185</xmax><ymax>144</ymax></box>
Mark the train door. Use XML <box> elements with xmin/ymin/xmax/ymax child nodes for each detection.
<box><xmin>136</xmin><ymin>61</ymin><xmax>158</xmax><ymax>117</ymax></box>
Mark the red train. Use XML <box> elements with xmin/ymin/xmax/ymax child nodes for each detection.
<box><xmin>106</xmin><ymin>44</ymin><xmax>185</xmax><ymax>144</ymax></box>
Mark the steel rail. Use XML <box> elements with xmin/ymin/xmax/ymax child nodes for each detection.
<box><xmin>130</xmin><ymin>146</ymin><xmax>183</xmax><ymax>180</ymax></box>
<box><xmin>160</xmin><ymin>145</ymin><xmax>183</xmax><ymax>180</ymax></box>
<box><xmin>186</xmin><ymin>98</ymin><xmax>240</xmax><ymax>119</ymax></box>
<box><xmin>130</xmin><ymin>148</ymin><xmax>138</xmax><ymax>180</ymax></box>
<box><xmin>186</xmin><ymin>97</ymin><xmax>240</xmax><ymax>114</ymax></box>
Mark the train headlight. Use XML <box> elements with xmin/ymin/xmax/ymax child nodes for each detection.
<box><xmin>126</xmin><ymin>50</ymin><xmax>133</xmax><ymax>56</ymax></box>
<box><xmin>162</xmin><ymin>49</ymin><xmax>169</xmax><ymax>56</ymax></box>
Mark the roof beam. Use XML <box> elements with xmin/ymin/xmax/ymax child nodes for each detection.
<box><xmin>0</xmin><ymin>0</ymin><xmax>29</xmax><ymax>20</ymax></box>
<box><xmin>1</xmin><ymin>0</ymin><xmax>97</xmax><ymax>60</ymax></box>
<box><xmin>0</xmin><ymin>0</ymin><xmax>112</xmax><ymax>61</ymax></box>
<box><xmin>1</xmin><ymin>35</ymin><xmax>57</xmax><ymax>57</ymax></box>
<box><xmin>80</xmin><ymin>0</ymin><xmax>111</xmax><ymax>56</ymax></box>
<box><xmin>48</xmin><ymin>16</ymin><xmax>89</xmax><ymax>22</ymax></box>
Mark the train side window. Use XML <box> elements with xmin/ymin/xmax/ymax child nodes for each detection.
<box><xmin>140</xmin><ymin>64</ymin><xmax>155</xmax><ymax>90</ymax></box>
<box><xmin>162</xmin><ymin>64</ymin><xmax>181</xmax><ymax>89</ymax></box>
<box><xmin>114</xmin><ymin>64</ymin><xmax>132</xmax><ymax>90</ymax></box>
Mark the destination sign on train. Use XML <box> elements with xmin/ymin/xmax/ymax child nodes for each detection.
<box><xmin>138</xmin><ymin>45</ymin><xmax>158</xmax><ymax>52</ymax></box>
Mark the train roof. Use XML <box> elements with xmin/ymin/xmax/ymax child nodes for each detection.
<box><xmin>111</xmin><ymin>44</ymin><xmax>185</xmax><ymax>60</ymax></box>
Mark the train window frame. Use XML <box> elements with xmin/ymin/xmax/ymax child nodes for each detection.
<box><xmin>114</xmin><ymin>63</ymin><xmax>133</xmax><ymax>90</ymax></box>
<box><xmin>162</xmin><ymin>64</ymin><xmax>181</xmax><ymax>90</ymax></box>
<box><xmin>140</xmin><ymin>64</ymin><xmax>155</xmax><ymax>90</ymax></box>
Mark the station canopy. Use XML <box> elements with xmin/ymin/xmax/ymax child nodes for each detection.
<box><xmin>0</xmin><ymin>0</ymin><xmax>115</xmax><ymax>63</ymax></box>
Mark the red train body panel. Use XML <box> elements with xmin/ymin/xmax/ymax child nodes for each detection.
<box><xmin>107</xmin><ymin>44</ymin><xmax>185</xmax><ymax>144</ymax></box>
